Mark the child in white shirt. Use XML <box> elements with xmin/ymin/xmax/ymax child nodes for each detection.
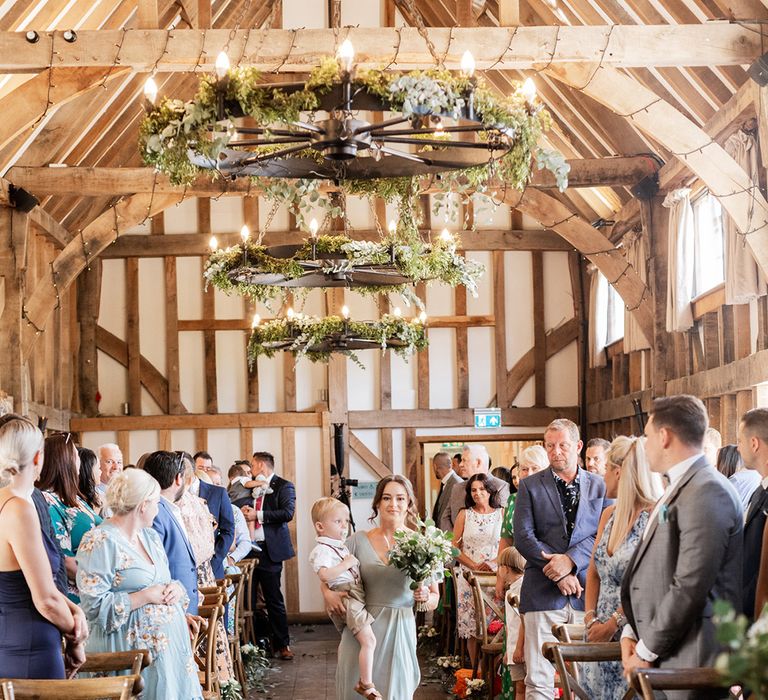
<box><xmin>498</xmin><ymin>546</ymin><xmax>527</xmax><ymax>697</ymax></box>
<box><xmin>309</xmin><ymin>497</ymin><xmax>380</xmax><ymax>700</ymax></box>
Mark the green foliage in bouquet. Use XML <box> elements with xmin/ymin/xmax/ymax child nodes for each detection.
<box><xmin>715</xmin><ymin>600</ymin><xmax>768</xmax><ymax>696</ymax></box>
<box><xmin>241</xmin><ymin>643</ymin><xmax>272</xmax><ymax>691</ymax></box>
<box><xmin>388</xmin><ymin>516</ymin><xmax>459</xmax><ymax>590</ymax></box>
<box><xmin>220</xmin><ymin>679</ymin><xmax>243</xmax><ymax>700</ymax></box>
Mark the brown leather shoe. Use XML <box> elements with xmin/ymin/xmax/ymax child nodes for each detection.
<box><xmin>276</xmin><ymin>647</ymin><xmax>294</xmax><ymax>660</ymax></box>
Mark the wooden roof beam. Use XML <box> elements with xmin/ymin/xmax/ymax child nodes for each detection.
<box><xmin>0</xmin><ymin>25</ymin><xmax>761</xmax><ymax>72</ymax></box>
<box><xmin>7</xmin><ymin>156</ymin><xmax>661</xmax><ymax>197</ymax></box>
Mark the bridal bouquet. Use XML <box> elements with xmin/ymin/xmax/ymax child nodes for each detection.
<box><xmin>388</xmin><ymin>516</ymin><xmax>459</xmax><ymax>611</ymax></box>
<box><xmin>715</xmin><ymin>600</ymin><xmax>768</xmax><ymax>697</ymax></box>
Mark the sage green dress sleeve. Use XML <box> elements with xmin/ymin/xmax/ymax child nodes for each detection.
<box><xmin>335</xmin><ymin>531</ymin><xmax>420</xmax><ymax>699</ymax></box>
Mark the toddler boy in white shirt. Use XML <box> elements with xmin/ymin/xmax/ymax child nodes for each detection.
<box><xmin>309</xmin><ymin>497</ymin><xmax>379</xmax><ymax>699</ymax></box>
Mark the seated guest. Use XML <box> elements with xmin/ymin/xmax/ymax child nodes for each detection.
<box><xmin>454</xmin><ymin>473</ymin><xmax>504</xmax><ymax>668</ymax></box>
<box><xmin>176</xmin><ymin>453</ymin><xmax>234</xmax><ymax>684</ymax></box>
<box><xmin>76</xmin><ymin>469</ymin><xmax>203</xmax><ymax>699</ymax></box>
<box><xmin>0</xmin><ymin>414</ymin><xmax>87</xmax><ymax>680</ymax></box>
<box><xmin>586</xmin><ymin>437</ymin><xmax>611</xmax><ymax>477</ymax></box>
<box><xmin>96</xmin><ymin>443</ymin><xmax>123</xmax><ymax>498</ymax></box>
<box><xmin>38</xmin><ymin>433</ymin><xmax>102</xmax><ymax>602</ymax></box>
<box><xmin>582</xmin><ymin>436</ymin><xmax>663</xmax><ymax>700</ymax></box>
<box><xmin>78</xmin><ymin>447</ymin><xmax>103</xmax><ymax>514</ymax></box>
<box><xmin>143</xmin><ymin>450</ymin><xmax>199</xmax><ymax>614</ymax></box>
<box><xmin>187</xmin><ymin>451</ymin><xmax>235</xmax><ymax>580</ymax></box>
<box><xmin>431</xmin><ymin>451</ymin><xmax>462</xmax><ymax>531</ymax></box>
<box><xmin>717</xmin><ymin>443</ymin><xmax>760</xmax><ymax>513</ymax></box>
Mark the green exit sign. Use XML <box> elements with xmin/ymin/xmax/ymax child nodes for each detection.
<box><xmin>474</xmin><ymin>408</ymin><xmax>502</xmax><ymax>429</ymax></box>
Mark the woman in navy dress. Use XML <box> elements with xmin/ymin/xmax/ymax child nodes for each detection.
<box><xmin>0</xmin><ymin>414</ymin><xmax>87</xmax><ymax>679</ymax></box>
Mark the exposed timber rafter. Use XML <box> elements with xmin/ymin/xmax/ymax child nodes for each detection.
<box><xmin>6</xmin><ymin>157</ymin><xmax>661</xmax><ymax>197</ymax></box>
<box><xmin>0</xmin><ymin>25</ymin><xmax>760</xmax><ymax>72</ymax></box>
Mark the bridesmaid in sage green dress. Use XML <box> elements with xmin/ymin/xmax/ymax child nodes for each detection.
<box><xmin>330</xmin><ymin>475</ymin><xmax>439</xmax><ymax>700</ymax></box>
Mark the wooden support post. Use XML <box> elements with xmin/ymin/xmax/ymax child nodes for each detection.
<box><xmin>737</xmin><ymin>389</ymin><xmax>753</xmax><ymax>423</ymax></box>
<box><xmin>721</xmin><ymin>394</ymin><xmax>738</xmax><ymax>444</ymax></box>
<box><xmin>197</xmin><ymin>0</ymin><xmax>212</xmax><ymax>28</ymax></box>
<box><xmin>117</xmin><ymin>430</ymin><xmax>130</xmax><ymax>465</ymax></box>
<box><xmin>126</xmin><ymin>257</ymin><xmax>141</xmax><ymax>416</ymax></box>
<box><xmin>405</xmin><ymin>428</ymin><xmax>422</xmax><ymax>513</ymax></box>
<box><xmin>76</xmin><ymin>258</ymin><xmax>102</xmax><ymax>416</ymax></box>
<box><xmin>137</xmin><ymin>0</ymin><xmax>160</xmax><ymax>29</ymax></box>
<box><xmin>702</xmin><ymin>311</ymin><xmax>720</xmax><ymax>370</ymax></box>
<box><xmin>734</xmin><ymin>304</ymin><xmax>752</xmax><ymax>360</ymax></box>
<box><xmin>282</xmin><ymin>427</ymin><xmax>299</xmax><ymax>613</ymax></box>
<box><xmin>720</xmin><ymin>305</ymin><xmax>735</xmax><ymax>366</ymax></box>
<box><xmin>498</xmin><ymin>0</ymin><xmax>520</xmax><ymax>25</ymax></box>
<box><xmin>532</xmin><ymin>251</ymin><xmax>546</xmax><ymax>407</ymax></box>
<box><xmin>320</xmin><ymin>410</ymin><xmax>332</xmax><ymax>497</ymax></box>
<box><xmin>377</xmin><ymin>294</ymin><xmax>393</xmax><ymax>469</ymax></box>
<box><xmin>456</xmin><ymin>201</ymin><xmax>471</xmax><ymax>409</ymax></box>
<box><xmin>198</xmin><ymin>199</ymin><xmax>218</xmax><ymax>413</ymax></box>
<box><xmin>457</xmin><ymin>0</ymin><xmax>473</xmax><ymax>27</ymax></box>
<box><xmin>239</xmin><ymin>427</ymin><xmax>252</xmax><ymax>461</ymax></box>
<box><xmin>707</xmin><ymin>397</ymin><xmax>722</xmax><ymax>434</ymax></box>
<box><xmin>416</xmin><ymin>282</ymin><xmax>430</xmax><ymax>410</ymax></box>
<box><xmin>493</xmin><ymin>250</ymin><xmax>509</xmax><ymax>409</ymax></box>
<box><xmin>159</xmin><ymin>429</ymin><xmax>171</xmax><ymax>451</ymax></box>
<box><xmin>283</xmin><ymin>292</ymin><xmax>296</xmax><ymax>412</ymax></box>
<box><xmin>0</xmin><ymin>207</ymin><xmax>24</xmax><ymax>409</ymax></box>
<box><xmin>194</xmin><ymin>427</ymin><xmax>208</xmax><ymax>452</ymax></box>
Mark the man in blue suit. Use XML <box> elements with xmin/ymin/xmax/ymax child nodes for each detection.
<box><xmin>191</xmin><ymin>451</ymin><xmax>235</xmax><ymax>579</ymax></box>
<box><xmin>242</xmin><ymin>451</ymin><xmax>296</xmax><ymax>660</ymax></box>
<box><xmin>514</xmin><ymin>419</ymin><xmax>606</xmax><ymax>699</ymax></box>
<box><xmin>143</xmin><ymin>451</ymin><xmax>199</xmax><ymax>614</ymax></box>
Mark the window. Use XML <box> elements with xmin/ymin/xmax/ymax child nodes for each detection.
<box><xmin>692</xmin><ymin>191</ymin><xmax>725</xmax><ymax>297</ymax></box>
<box><xmin>605</xmin><ymin>281</ymin><xmax>624</xmax><ymax>344</ymax></box>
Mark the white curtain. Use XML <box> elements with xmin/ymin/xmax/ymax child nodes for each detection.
<box><xmin>662</xmin><ymin>188</ymin><xmax>695</xmax><ymax>333</ymax></box>
<box><xmin>723</xmin><ymin>130</ymin><xmax>767</xmax><ymax>304</ymax></box>
<box><xmin>588</xmin><ymin>265</ymin><xmax>608</xmax><ymax>368</ymax></box>
<box><xmin>623</xmin><ymin>229</ymin><xmax>651</xmax><ymax>352</ymax></box>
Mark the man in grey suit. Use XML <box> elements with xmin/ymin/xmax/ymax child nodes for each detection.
<box><xmin>620</xmin><ymin>395</ymin><xmax>743</xmax><ymax>697</ymax></box>
<box><xmin>431</xmin><ymin>451</ymin><xmax>463</xmax><ymax>530</ymax></box>
<box><xmin>514</xmin><ymin>418</ymin><xmax>606</xmax><ymax>699</ymax></box>
<box><xmin>443</xmin><ymin>444</ymin><xmax>509</xmax><ymax>531</ymax></box>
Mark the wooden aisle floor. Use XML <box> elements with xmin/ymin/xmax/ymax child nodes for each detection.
<box><xmin>248</xmin><ymin>623</ymin><xmax>451</xmax><ymax>699</ymax></box>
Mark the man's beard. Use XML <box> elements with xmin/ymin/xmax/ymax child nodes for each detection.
<box><xmin>174</xmin><ymin>483</ymin><xmax>186</xmax><ymax>502</ymax></box>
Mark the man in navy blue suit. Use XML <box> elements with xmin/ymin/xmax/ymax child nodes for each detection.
<box><xmin>514</xmin><ymin>419</ymin><xmax>606</xmax><ymax>700</ymax></box>
<box><xmin>191</xmin><ymin>450</ymin><xmax>235</xmax><ymax>579</ymax></box>
<box><xmin>242</xmin><ymin>451</ymin><xmax>296</xmax><ymax>660</ymax></box>
<box><xmin>143</xmin><ymin>451</ymin><xmax>199</xmax><ymax>614</ymax></box>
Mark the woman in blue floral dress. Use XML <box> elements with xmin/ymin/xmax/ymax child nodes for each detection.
<box><xmin>76</xmin><ymin>469</ymin><xmax>202</xmax><ymax>700</ymax></box>
<box><xmin>582</xmin><ymin>436</ymin><xmax>664</xmax><ymax>700</ymax></box>
<box><xmin>37</xmin><ymin>434</ymin><xmax>101</xmax><ymax>602</ymax></box>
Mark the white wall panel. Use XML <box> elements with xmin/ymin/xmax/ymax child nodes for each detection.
<box><xmin>428</xmin><ymin>328</ymin><xmax>456</xmax><ymax>408</ymax></box>
<box><xmin>216</xmin><ymin>332</ymin><xmax>247</xmax><ymax>413</ymax></box>
<box><xmin>210</xmin><ymin>197</ymin><xmax>243</xmax><ymax>234</ymax></box>
<box><xmin>130</xmin><ymin>430</ymin><xmax>158</xmax><ymax>461</ymax></box>
<box><xmin>282</xmin><ymin>0</ymin><xmax>326</xmax><ymax>27</ymax></box>
<box><xmin>295</xmin><ymin>428</ymin><xmax>324</xmax><ymax>611</ymax></box>
<box><xmin>390</xmin><ymin>354</ymin><xmax>417</xmax><ymax>409</ymax></box>
<box><xmin>99</xmin><ymin>259</ymin><xmax>126</xmax><ymax>340</ymax></box>
<box><xmin>162</xmin><ymin>199</ymin><xmax>197</xmax><ymax>234</ymax></box>
<box><xmin>178</xmin><ymin>331</ymin><xmax>206</xmax><ymax>413</ymax></box>
<box><xmin>140</xmin><ymin>387</ymin><xmax>163</xmax><ymax>415</ymax></box>
<box><xmin>177</xmin><ymin>257</ymin><xmax>203</xmax><ymax>319</ymax></box>
<box><xmin>546</xmin><ymin>343</ymin><xmax>578</xmax><ymax>407</ymax></box>
<box><xmin>341</xmin><ymin>0</ymin><xmax>382</xmax><ymax>26</ymax></box>
<box><xmin>543</xmin><ymin>252</ymin><xmax>573</xmax><ymax>330</ymax></box>
<box><xmin>426</xmin><ymin>281</ymin><xmax>454</xmax><ymax>316</ymax></box>
<box><xmin>206</xmin><ymin>429</ymin><xmax>242</xmax><ymax>471</ymax></box>
<box><xmin>505</xmin><ymin>251</ymin><xmax>533</xmax><ymax>370</ymax></box>
<box><xmin>81</xmin><ymin>431</ymin><xmax>117</xmax><ymax>454</ymax></box>
<box><xmin>214</xmin><ymin>289</ymin><xmax>244</xmax><ymax>320</ymax></box>
<box><xmin>96</xmin><ymin>352</ymin><xmax>127</xmax><ymax>416</ymax></box>
<box><xmin>138</xmin><ymin>258</ymin><xmax>166</xmax><ymax>375</ymax></box>
<box><xmin>466</xmin><ymin>251</ymin><xmax>492</xmax><ymax>315</ymax></box>
<box><xmin>170</xmin><ymin>429</ymin><xmax>196</xmax><ymax>453</ymax></box>
<box><xmin>256</xmin><ymin>355</ymin><xmax>284</xmax><ymax>412</ymax></box>
<box><xmin>467</xmin><ymin>327</ymin><xmax>493</xmax><ymax>408</ymax></box>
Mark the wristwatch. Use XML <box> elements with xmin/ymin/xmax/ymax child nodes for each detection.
<box><xmin>612</xmin><ymin>610</ymin><xmax>627</xmax><ymax>628</ymax></box>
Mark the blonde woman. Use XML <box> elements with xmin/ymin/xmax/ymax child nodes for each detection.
<box><xmin>581</xmin><ymin>436</ymin><xmax>664</xmax><ymax>700</ymax></box>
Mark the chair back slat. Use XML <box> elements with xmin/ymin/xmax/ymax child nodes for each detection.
<box><xmin>542</xmin><ymin>641</ymin><xmax>624</xmax><ymax>700</ymax></box>
<box><xmin>78</xmin><ymin>650</ymin><xmax>150</xmax><ymax>695</ymax></box>
<box><xmin>1</xmin><ymin>676</ymin><xmax>135</xmax><ymax>700</ymax></box>
<box><xmin>631</xmin><ymin>668</ymin><xmax>738</xmax><ymax>700</ymax></box>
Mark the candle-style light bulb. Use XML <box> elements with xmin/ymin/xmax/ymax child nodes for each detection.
<box><xmin>393</xmin><ymin>307</ymin><xmax>402</xmax><ymax>318</ymax></box>
<box><xmin>434</xmin><ymin>120</ymin><xmax>444</xmax><ymax>134</ymax></box>
<box><xmin>337</xmin><ymin>39</ymin><xmax>355</xmax><ymax>73</ymax></box>
<box><xmin>143</xmin><ymin>76</ymin><xmax>158</xmax><ymax>106</ymax></box>
<box><xmin>309</xmin><ymin>218</ymin><xmax>319</xmax><ymax>238</ymax></box>
<box><xmin>252</xmin><ymin>313</ymin><xmax>261</xmax><ymax>328</ymax></box>
<box><xmin>388</xmin><ymin>220</ymin><xmax>397</xmax><ymax>235</ymax></box>
<box><xmin>209</xmin><ymin>235</ymin><xmax>218</xmax><ymax>251</ymax></box>
<box><xmin>521</xmin><ymin>77</ymin><xmax>537</xmax><ymax>103</ymax></box>
<box><xmin>419</xmin><ymin>311</ymin><xmax>428</xmax><ymax>323</ymax></box>
<box><xmin>440</xmin><ymin>228</ymin><xmax>452</xmax><ymax>242</ymax></box>
<box><xmin>287</xmin><ymin>307</ymin><xmax>295</xmax><ymax>320</ymax></box>
<box><xmin>240</xmin><ymin>225</ymin><xmax>250</xmax><ymax>243</ymax></box>
<box><xmin>215</xmin><ymin>51</ymin><xmax>230</xmax><ymax>80</ymax></box>
<box><xmin>460</xmin><ymin>50</ymin><xmax>475</xmax><ymax>79</ymax></box>
<box><xmin>341</xmin><ymin>305</ymin><xmax>350</xmax><ymax>319</ymax></box>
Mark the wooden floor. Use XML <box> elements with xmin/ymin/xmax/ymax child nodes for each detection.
<box><xmin>248</xmin><ymin>623</ymin><xmax>451</xmax><ymax>699</ymax></box>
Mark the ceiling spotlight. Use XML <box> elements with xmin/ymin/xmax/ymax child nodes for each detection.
<box><xmin>62</xmin><ymin>29</ymin><xmax>77</xmax><ymax>43</ymax></box>
<box><xmin>25</xmin><ymin>30</ymin><xmax>39</xmax><ymax>44</ymax></box>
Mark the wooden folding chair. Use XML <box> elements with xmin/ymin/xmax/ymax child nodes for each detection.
<box><xmin>465</xmin><ymin>571</ymin><xmax>504</xmax><ymax>699</ymax></box>
<box><xmin>78</xmin><ymin>650</ymin><xmax>150</xmax><ymax>697</ymax></box>
<box><xmin>542</xmin><ymin>641</ymin><xmax>625</xmax><ymax>700</ymax></box>
<box><xmin>1</xmin><ymin>676</ymin><xmax>135</xmax><ymax>700</ymax></box>
<box><xmin>235</xmin><ymin>559</ymin><xmax>257</xmax><ymax>647</ymax></box>
<box><xmin>196</xmin><ymin>601</ymin><xmax>225</xmax><ymax>700</ymax></box>
<box><xmin>630</xmin><ymin>668</ymin><xmax>741</xmax><ymax>700</ymax></box>
<box><xmin>552</xmin><ymin>622</ymin><xmax>587</xmax><ymax>643</ymax></box>
<box><xmin>224</xmin><ymin>570</ymin><xmax>247</xmax><ymax>689</ymax></box>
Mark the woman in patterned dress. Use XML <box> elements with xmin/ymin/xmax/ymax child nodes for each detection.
<box><xmin>76</xmin><ymin>469</ymin><xmax>202</xmax><ymax>700</ymax></box>
<box><xmin>176</xmin><ymin>454</ymin><xmax>235</xmax><ymax>686</ymax></box>
<box><xmin>37</xmin><ymin>433</ymin><xmax>102</xmax><ymax>602</ymax></box>
<box><xmin>454</xmin><ymin>473</ymin><xmax>504</xmax><ymax>668</ymax></box>
<box><xmin>581</xmin><ymin>436</ymin><xmax>664</xmax><ymax>700</ymax></box>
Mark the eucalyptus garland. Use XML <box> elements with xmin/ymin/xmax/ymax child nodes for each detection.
<box><xmin>203</xmin><ymin>232</ymin><xmax>484</xmax><ymax>304</ymax></box>
<box><xmin>248</xmin><ymin>313</ymin><xmax>428</xmax><ymax>367</ymax></box>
